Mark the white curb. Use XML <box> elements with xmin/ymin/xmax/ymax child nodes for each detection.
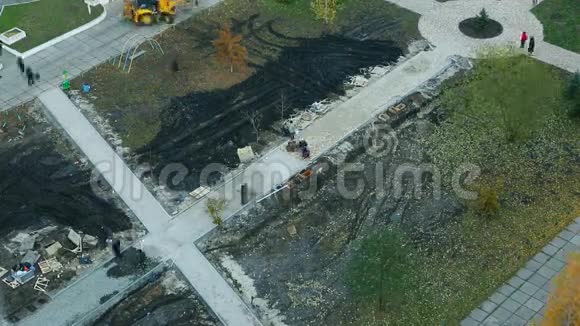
<box><xmin>2</xmin><ymin>5</ymin><xmax>107</xmax><ymax>59</ymax></box>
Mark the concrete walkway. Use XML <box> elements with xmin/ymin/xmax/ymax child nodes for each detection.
<box><xmin>37</xmin><ymin>88</ymin><xmax>261</xmax><ymax>326</ymax></box>
<box><xmin>0</xmin><ymin>0</ymin><xmax>220</xmax><ymax>110</ymax></box>
<box><xmin>461</xmin><ymin>218</ymin><xmax>580</xmax><ymax>326</ymax></box>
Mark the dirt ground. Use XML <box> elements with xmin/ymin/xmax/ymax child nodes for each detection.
<box><xmin>93</xmin><ymin>267</ymin><xmax>221</xmax><ymax>326</ymax></box>
<box><xmin>72</xmin><ymin>0</ymin><xmax>420</xmax><ymax>210</ymax></box>
<box><xmin>0</xmin><ymin>102</ymin><xmax>144</xmax><ymax>322</ymax></box>
<box><xmin>197</xmin><ymin>59</ymin><xmax>470</xmax><ymax>325</ymax></box>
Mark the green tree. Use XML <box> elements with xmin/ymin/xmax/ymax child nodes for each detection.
<box><xmin>346</xmin><ymin>229</ymin><xmax>414</xmax><ymax>316</ymax></box>
<box><xmin>476</xmin><ymin>8</ymin><xmax>490</xmax><ymax>31</ymax></box>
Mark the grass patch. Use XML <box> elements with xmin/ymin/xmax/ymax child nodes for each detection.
<box><xmin>347</xmin><ymin>55</ymin><xmax>580</xmax><ymax>324</ymax></box>
<box><xmin>532</xmin><ymin>0</ymin><xmax>580</xmax><ymax>53</ymax></box>
<box><xmin>74</xmin><ymin>0</ymin><xmax>419</xmax><ymax>150</ymax></box>
<box><xmin>0</xmin><ymin>0</ymin><xmax>103</xmax><ymax>52</ymax></box>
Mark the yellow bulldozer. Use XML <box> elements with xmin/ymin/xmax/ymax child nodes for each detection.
<box><xmin>123</xmin><ymin>0</ymin><xmax>178</xmax><ymax>25</ymax></box>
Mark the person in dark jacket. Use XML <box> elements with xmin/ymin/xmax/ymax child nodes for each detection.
<box><xmin>26</xmin><ymin>67</ymin><xmax>34</xmax><ymax>85</ymax></box>
<box><xmin>528</xmin><ymin>37</ymin><xmax>535</xmax><ymax>55</ymax></box>
<box><xmin>17</xmin><ymin>57</ymin><xmax>25</xmax><ymax>74</ymax></box>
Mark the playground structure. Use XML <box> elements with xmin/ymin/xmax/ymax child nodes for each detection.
<box><xmin>115</xmin><ymin>34</ymin><xmax>164</xmax><ymax>73</ymax></box>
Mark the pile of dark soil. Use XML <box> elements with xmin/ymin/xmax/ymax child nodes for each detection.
<box><xmin>105</xmin><ymin>248</ymin><xmax>155</xmax><ymax>278</ymax></box>
<box><xmin>93</xmin><ymin>269</ymin><xmax>220</xmax><ymax>326</ymax></box>
<box><xmin>0</xmin><ymin>106</ymin><xmax>132</xmax><ymax>239</ymax></box>
<box><xmin>200</xmin><ymin>93</ymin><xmax>464</xmax><ymax>325</ymax></box>
<box><xmin>459</xmin><ymin>17</ymin><xmax>503</xmax><ymax>39</ymax></box>
<box><xmin>140</xmin><ymin>34</ymin><xmax>402</xmax><ymax>191</ymax></box>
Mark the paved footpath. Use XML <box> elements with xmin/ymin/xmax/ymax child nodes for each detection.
<box><xmin>0</xmin><ymin>0</ymin><xmax>220</xmax><ymax>110</ymax></box>
<box><xmin>461</xmin><ymin>218</ymin><xmax>580</xmax><ymax>326</ymax></box>
<box><xmin>35</xmin><ymin>88</ymin><xmax>261</xmax><ymax>326</ymax></box>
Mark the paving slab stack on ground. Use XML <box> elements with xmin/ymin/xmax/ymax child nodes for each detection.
<box><xmin>461</xmin><ymin>217</ymin><xmax>580</xmax><ymax>326</ymax></box>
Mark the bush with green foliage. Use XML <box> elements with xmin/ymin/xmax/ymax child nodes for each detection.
<box><xmin>206</xmin><ymin>197</ymin><xmax>227</xmax><ymax>226</ymax></box>
<box><xmin>476</xmin><ymin>8</ymin><xmax>490</xmax><ymax>31</ymax></box>
<box><xmin>476</xmin><ymin>186</ymin><xmax>500</xmax><ymax>217</ymax></box>
<box><xmin>347</xmin><ymin>229</ymin><xmax>415</xmax><ymax>316</ymax></box>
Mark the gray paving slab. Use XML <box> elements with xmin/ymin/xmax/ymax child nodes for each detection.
<box><xmin>463</xmin><ymin>217</ymin><xmax>579</xmax><ymax>325</ymax></box>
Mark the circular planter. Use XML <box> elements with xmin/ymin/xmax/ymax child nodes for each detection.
<box><xmin>459</xmin><ymin>17</ymin><xmax>503</xmax><ymax>39</ymax></box>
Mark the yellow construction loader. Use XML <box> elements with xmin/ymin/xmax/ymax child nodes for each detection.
<box><xmin>123</xmin><ymin>0</ymin><xmax>177</xmax><ymax>25</ymax></box>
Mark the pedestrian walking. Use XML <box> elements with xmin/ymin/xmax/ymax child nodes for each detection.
<box><xmin>17</xmin><ymin>57</ymin><xmax>25</xmax><ymax>74</ymax></box>
<box><xmin>26</xmin><ymin>67</ymin><xmax>34</xmax><ymax>86</ymax></box>
<box><xmin>532</xmin><ymin>0</ymin><xmax>538</xmax><ymax>6</ymax></box>
<box><xmin>528</xmin><ymin>37</ymin><xmax>535</xmax><ymax>55</ymax></box>
<box><xmin>195</xmin><ymin>0</ymin><xmax>198</xmax><ymax>6</ymax></box>
<box><xmin>0</xmin><ymin>40</ymin><xmax>3</xmax><ymax>56</ymax></box>
<box><xmin>520</xmin><ymin>32</ymin><xmax>528</xmax><ymax>48</ymax></box>
<box><xmin>107</xmin><ymin>238</ymin><xmax>123</xmax><ymax>259</ymax></box>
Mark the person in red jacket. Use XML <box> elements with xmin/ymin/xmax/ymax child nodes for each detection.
<box><xmin>520</xmin><ymin>32</ymin><xmax>528</xmax><ymax>48</ymax></box>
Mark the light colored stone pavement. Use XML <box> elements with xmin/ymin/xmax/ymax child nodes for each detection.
<box><xmin>17</xmin><ymin>261</ymin><xmax>135</xmax><ymax>326</ymax></box>
<box><xmin>407</xmin><ymin>0</ymin><xmax>579</xmax><ymax>72</ymax></box>
<box><xmin>37</xmin><ymin>88</ymin><xmax>261</xmax><ymax>326</ymax></box>
<box><xmin>461</xmin><ymin>218</ymin><xmax>580</xmax><ymax>326</ymax></box>
<box><xmin>0</xmin><ymin>0</ymin><xmax>222</xmax><ymax>110</ymax></box>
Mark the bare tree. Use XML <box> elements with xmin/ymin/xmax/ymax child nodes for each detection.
<box><xmin>243</xmin><ymin>110</ymin><xmax>262</xmax><ymax>142</ymax></box>
<box><xmin>277</xmin><ymin>91</ymin><xmax>289</xmax><ymax>121</ymax></box>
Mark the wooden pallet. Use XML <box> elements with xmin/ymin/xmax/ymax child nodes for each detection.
<box><xmin>38</xmin><ymin>258</ymin><xmax>63</xmax><ymax>274</ymax></box>
<box><xmin>2</xmin><ymin>277</ymin><xmax>20</xmax><ymax>289</ymax></box>
<box><xmin>34</xmin><ymin>277</ymin><xmax>49</xmax><ymax>292</ymax></box>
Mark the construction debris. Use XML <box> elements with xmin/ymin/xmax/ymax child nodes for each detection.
<box><xmin>237</xmin><ymin>146</ymin><xmax>256</xmax><ymax>163</ymax></box>
<box><xmin>189</xmin><ymin>185</ymin><xmax>211</xmax><ymax>199</ymax></box>
<box><xmin>83</xmin><ymin>234</ymin><xmax>99</xmax><ymax>248</ymax></box>
<box><xmin>67</xmin><ymin>229</ymin><xmax>83</xmax><ymax>247</ymax></box>
<box><xmin>38</xmin><ymin>258</ymin><xmax>63</xmax><ymax>274</ymax></box>
<box><xmin>21</xmin><ymin>251</ymin><xmax>40</xmax><ymax>265</ymax></box>
<box><xmin>44</xmin><ymin>241</ymin><xmax>63</xmax><ymax>256</ymax></box>
<box><xmin>287</xmin><ymin>224</ymin><xmax>297</xmax><ymax>237</ymax></box>
<box><xmin>11</xmin><ymin>232</ymin><xmax>37</xmax><ymax>255</ymax></box>
<box><xmin>34</xmin><ymin>276</ymin><xmax>49</xmax><ymax>292</ymax></box>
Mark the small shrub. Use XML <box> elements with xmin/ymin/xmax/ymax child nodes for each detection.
<box><xmin>476</xmin><ymin>8</ymin><xmax>490</xmax><ymax>31</ymax></box>
<box><xmin>476</xmin><ymin>186</ymin><xmax>500</xmax><ymax>217</ymax></box>
<box><xmin>206</xmin><ymin>197</ymin><xmax>227</xmax><ymax>226</ymax></box>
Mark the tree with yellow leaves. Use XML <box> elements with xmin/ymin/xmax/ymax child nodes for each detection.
<box><xmin>311</xmin><ymin>0</ymin><xmax>339</xmax><ymax>24</ymax></box>
<box><xmin>212</xmin><ymin>24</ymin><xmax>248</xmax><ymax>73</ymax></box>
<box><xmin>542</xmin><ymin>252</ymin><xmax>580</xmax><ymax>326</ymax></box>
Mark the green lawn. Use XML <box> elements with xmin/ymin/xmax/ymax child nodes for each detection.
<box><xmin>0</xmin><ymin>0</ymin><xmax>104</xmax><ymax>52</ymax></box>
<box><xmin>532</xmin><ymin>0</ymin><xmax>580</xmax><ymax>53</ymax></box>
<box><xmin>348</xmin><ymin>55</ymin><xmax>580</xmax><ymax>324</ymax></box>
